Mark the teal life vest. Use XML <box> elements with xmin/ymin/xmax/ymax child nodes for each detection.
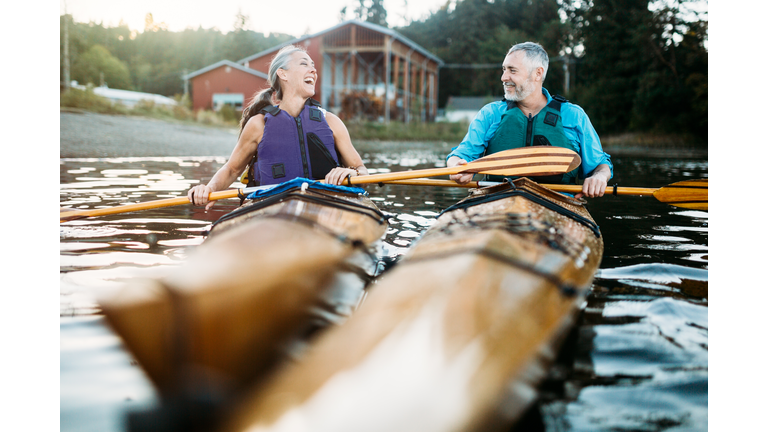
<box><xmin>485</xmin><ymin>95</ymin><xmax>579</xmax><ymax>184</ymax></box>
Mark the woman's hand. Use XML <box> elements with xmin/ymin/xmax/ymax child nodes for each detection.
<box><xmin>325</xmin><ymin>166</ymin><xmax>363</xmax><ymax>186</ymax></box>
<box><xmin>188</xmin><ymin>184</ymin><xmax>216</xmax><ymax>210</ymax></box>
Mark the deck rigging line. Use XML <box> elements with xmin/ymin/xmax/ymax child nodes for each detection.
<box><xmin>440</xmin><ymin>185</ymin><xmax>601</xmax><ymax>238</ymax></box>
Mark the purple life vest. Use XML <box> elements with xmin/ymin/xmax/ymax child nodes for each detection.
<box><xmin>255</xmin><ymin>99</ymin><xmax>340</xmax><ymax>186</ymax></box>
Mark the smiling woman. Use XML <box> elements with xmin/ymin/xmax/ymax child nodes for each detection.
<box><xmin>187</xmin><ymin>44</ymin><xmax>371</xmax><ymax>210</ymax></box>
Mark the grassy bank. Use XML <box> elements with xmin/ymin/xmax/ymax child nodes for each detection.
<box><xmin>60</xmin><ymin>86</ymin><xmax>240</xmax><ymax>128</ymax></box>
<box><xmin>344</xmin><ymin>120</ymin><xmax>470</xmax><ymax>142</ymax></box>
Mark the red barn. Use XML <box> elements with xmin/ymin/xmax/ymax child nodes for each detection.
<box><xmin>183</xmin><ymin>19</ymin><xmax>443</xmax><ymax>122</ymax></box>
<box><xmin>183</xmin><ymin>60</ymin><xmax>268</xmax><ymax>112</ymax></box>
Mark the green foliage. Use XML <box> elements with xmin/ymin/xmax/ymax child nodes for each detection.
<box><xmin>341</xmin><ymin>0</ymin><xmax>389</xmax><ymax>26</ymax></box>
<box><xmin>218</xmin><ymin>104</ymin><xmax>241</xmax><ymax>123</ymax></box>
<box><xmin>60</xmin><ymin>1</ymin><xmax>707</xmax><ymax>141</ymax></box>
<box><xmin>395</xmin><ymin>0</ymin><xmax>706</xmax><ymax>142</ymax></box>
<box><xmin>399</xmin><ymin>0</ymin><xmax>566</xmax><ymax>106</ymax></box>
<box><xmin>60</xmin><ymin>14</ymin><xmax>293</xmax><ymax>97</ymax></box>
<box><xmin>71</xmin><ymin>45</ymin><xmax>133</xmax><ymax>89</ymax></box>
<box><xmin>350</xmin><ymin>0</ymin><xmax>388</xmax><ymax>27</ymax></box>
<box><xmin>60</xmin><ymin>86</ymin><xmax>128</xmax><ymax>114</ymax></box>
<box><xmin>563</xmin><ymin>0</ymin><xmax>708</xmax><ymax>142</ymax></box>
<box><xmin>195</xmin><ymin>110</ymin><xmax>239</xmax><ymax>127</ymax></box>
<box><xmin>368</xmin><ymin>0</ymin><xmax>388</xmax><ymax>27</ymax></box>
<box><xmin>565</xmin><ymin>0</ymin><xmax>652</xmax><ymax>134</ymax></box>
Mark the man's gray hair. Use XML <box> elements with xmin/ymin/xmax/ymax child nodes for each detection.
<box><xmin>508</xmin><ymin>42</ymin><xmax>549</xmax><ymax>80</ymax></box>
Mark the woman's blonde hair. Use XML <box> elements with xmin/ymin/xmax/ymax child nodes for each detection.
<box><xmin>239</xmin><ymin>44</ymin><xmax>307</xmax><ymax>133</ymax></box>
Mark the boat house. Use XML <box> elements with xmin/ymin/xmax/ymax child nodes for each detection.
<box><xmin>183</xmin><ymin>20</ymin><xmax>443</xmax><ymax>122</ymax></box>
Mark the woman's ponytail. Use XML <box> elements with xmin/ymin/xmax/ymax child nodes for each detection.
<box><xmin>239</xmin><ymin>87</ymin><xmax>274</xmax><ymax>134</ymax></box>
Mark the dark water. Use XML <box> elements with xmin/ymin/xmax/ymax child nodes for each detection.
<box><xmin>60</xmin><ymin>142</ymin><xmax>708</xmax><ymax>432</ymax></box>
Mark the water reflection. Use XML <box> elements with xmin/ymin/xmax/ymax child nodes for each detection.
<box><xmin>547</xmin><ymin>152</ymin><xmax>708</xmax><ymax>431</ymax></box>
<box><xmin>60</xmin><ymin>143</ymin><xmax>708</xmax><ymax>432</ymax></box>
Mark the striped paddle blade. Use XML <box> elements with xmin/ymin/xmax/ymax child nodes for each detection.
<box><xmin>349</xmin><ymin>146</ymin><xmax>581</xmax><ymax>185</ymax></box>
<box><xmin>461</xmin><ymin>146</ymin><xmax>581</xmax><ymax>177</ymax></box>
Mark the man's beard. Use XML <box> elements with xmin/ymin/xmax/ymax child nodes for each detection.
<box><xmin>504</xmin><ymin>74</ymin><xmax>535</xmax><ymax>102</ymax></box>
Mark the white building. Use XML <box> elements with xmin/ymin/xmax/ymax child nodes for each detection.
<box><xmin>443</xmin><ymin>96</ymin><xmax>496</xmax><ymax>122</ymax></box>
<box><xmin>71</xmin><ymin>82</ymin><xmax>178</xmax><ymax>108</ymax></box>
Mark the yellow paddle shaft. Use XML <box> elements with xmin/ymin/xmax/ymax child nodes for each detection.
<box><xmin>380</xmin><ymin>179</ymin><xmax>658</xmax><ymax>196</ymax></box>
<box><xmin>60</xmin><ymin>189</ymin><xmax>243</xmax><ymax>221</ymax></box>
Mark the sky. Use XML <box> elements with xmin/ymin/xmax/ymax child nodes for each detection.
<box><xmin>60</xmin><ymin>0</ymin><xmax>452</xmax><ymax>36</ymax></box>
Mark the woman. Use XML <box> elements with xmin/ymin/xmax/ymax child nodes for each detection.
<box><xmin>188</xmin><ymin>45</ymin><xmax>368</xmax><ymax>210</ymax></box>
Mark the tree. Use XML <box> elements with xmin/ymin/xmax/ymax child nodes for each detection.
<box><xmin>563</xmin><ymin>0</ymin><xmax>708</xmax><ymax>140</ymax></box>
<box><xmin>630</xmin><ymin>0</ymin><xmax>708</xmax><ymax>138</ymax></box>
<box><xmin>367</xmin><ymin>0</ymin><xmax>388</xmax><ymax>26</ymax></box>
<box><xmin>233</xmin><ymin>8</ymin><xmax>250</xmax><ymax>31</ymax></box>
<box><xmin>564</xmin><ymin>0</ymin><xmax>652</xmax><ymax>134</ymax></box>
<box><xmin>399</xmin><ymin>0</ymin><xmax>565</xmax><ymax>105</ymax></box>
<box><xmin>71</xmin><ymin>44</ymin><xmax>133</xmax><ymax>89</ymax></box>
<box><xmin>349</xmin><ymin>0</ymin><xmax>388</xmax><ymax>27</ymax></box>
<box><xmin>61</xmin><ymin>15</ymin><xmax>297</xmax><ymax>97</ymax></box>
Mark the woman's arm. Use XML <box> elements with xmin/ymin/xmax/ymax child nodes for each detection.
<box><xmin>324</xmin><ymin>112</ymin><xmax>368</xmax><ymax>185</ymax></box>
<box><xmin>187</xmin><ymin>115</ymin><xmax>264</xmax><ymax>209</ymax></box>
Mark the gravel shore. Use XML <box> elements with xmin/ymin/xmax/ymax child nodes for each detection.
<box><xmin>60</xmin><ymin>110</ymin><xmax>239</xmax><ymax>158</ymax></box>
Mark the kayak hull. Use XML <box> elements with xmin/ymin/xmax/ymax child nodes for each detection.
<box><xmin>221</xmin><ymin>178</ymin><xmax>604</xmax><ymax>432</ymax></box>
<box><xmin>99</xmin><ymin>182</ymin><xmax>387</xmax><ymax>397</ymax></box>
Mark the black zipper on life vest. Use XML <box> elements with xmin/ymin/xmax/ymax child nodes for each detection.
<box><xmin>525</xmin><ymin>113</ymin><xmax>534</xmax><ymax>146</ymax></box>
<box><xmin>295</xmin><ymin>117</ymin><xmax>310</xmax><ymax>178</ymax></box>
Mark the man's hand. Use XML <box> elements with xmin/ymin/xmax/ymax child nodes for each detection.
<box><xmin>574</xmin><ymin>164</ymin><xmax>611</xmax><ymax>199</ymax></box>
<box><xmin>447</xmin><ymin>156</ymin><xmax>474</xmax><ymax>185</ymax></box>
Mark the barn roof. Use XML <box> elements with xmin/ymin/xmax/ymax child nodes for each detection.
<box><xmin>237</xmin><ymin>19</ymin><xmax>444</xmax><ymax>66</ymax></box>
<box><xmin>182</xmin><ymin>59</ymin><xmax>269</xmax><ymax>81</ymax></box>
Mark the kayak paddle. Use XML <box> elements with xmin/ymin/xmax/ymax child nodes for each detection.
<box><xmin>380</xmin><ymin>178</ymin><xmax>708</xmax><ymax>211</ymax></box>
<box><xmin>60</xmin><ymin>146</ymin><xmax>580</xmax><ymax>222</ymax></box>
<box><xmin>345</xmin><ymin>146</ymin><xmax>580</xmax><ymax>186</ymax></box>
<box><xmin>60</xmin><ymin>186</ymin><xmax>273</xmax><ymax>222</ymax></box>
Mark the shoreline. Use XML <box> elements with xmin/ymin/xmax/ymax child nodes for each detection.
<box><xmin>60</xmin><ymin>109</ymin><xmax>707</xmax><ymax>159</ymax></box>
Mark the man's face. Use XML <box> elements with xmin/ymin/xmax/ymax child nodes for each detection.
<box><xmin>501</xmin><ymin>51</ymin><xmax>536</xmax><ymax>102</ymax></box>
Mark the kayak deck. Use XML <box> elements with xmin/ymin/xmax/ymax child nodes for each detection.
<box><xmin>220</xmin><ymin>178</ymin><xmax>604</xmax><ymax>432</ymax></box>
<box><xmin>99</xmin><ymin>181</ymin><xmax>387</xmax><ymax>401</ymax></box>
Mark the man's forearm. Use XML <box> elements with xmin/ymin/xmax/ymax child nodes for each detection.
<box><xmin>589</xmin><ymin>163</ymin><xmax>612</xmax><ymax>182</ymax></box>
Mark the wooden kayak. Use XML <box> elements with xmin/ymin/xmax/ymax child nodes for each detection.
<box><xmin>98</xmin><ymin>179</ymin><xmax>387</xmax><ymax>403</ymax></box>
<box><xmin>219</xmin><ymin>178</ymin><xmax>604</xmax><ymax>432</ymax></box>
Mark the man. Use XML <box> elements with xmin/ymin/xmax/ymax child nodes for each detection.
<box><xmin>447</xmin><ymin>42</ymin><xmax>612</xmax><ymax>199</ymax></box>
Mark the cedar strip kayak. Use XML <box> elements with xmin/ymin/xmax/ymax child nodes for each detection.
<box><xmin>221</xmin><ymin>178</ymin><xmax>604</xmax><ymax>432</ymax></box>
<box><xmin>98</xmin><ymin>179</ymin><xmax>387</xmax><ymax>402</ymax></box>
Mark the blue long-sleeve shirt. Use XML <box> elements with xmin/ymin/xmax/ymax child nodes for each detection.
<box><xmin>447</xmin><ymin>88</ymin><xmax>613</xmax><ymax>180</ymax></box>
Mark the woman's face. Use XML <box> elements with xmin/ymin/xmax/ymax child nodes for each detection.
<box><xmin>281</xmin><ymin>51</ymin><xmax>317</xmax><ymax>98</ymax></box>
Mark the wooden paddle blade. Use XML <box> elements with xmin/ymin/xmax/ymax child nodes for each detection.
<box><xmin>652</xmin><ymin>179</ymin><xmax>708</xmax><ymax>211</ymax></box>
<box><xmin>348</xmin><ymin>146</ymin><xmax>581</xmax><ymax>186</ymax></box>
<box><xmin>460</xmin><ymin>146</ymin><xmax>581</xmax><ymax>177</ymax></box>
